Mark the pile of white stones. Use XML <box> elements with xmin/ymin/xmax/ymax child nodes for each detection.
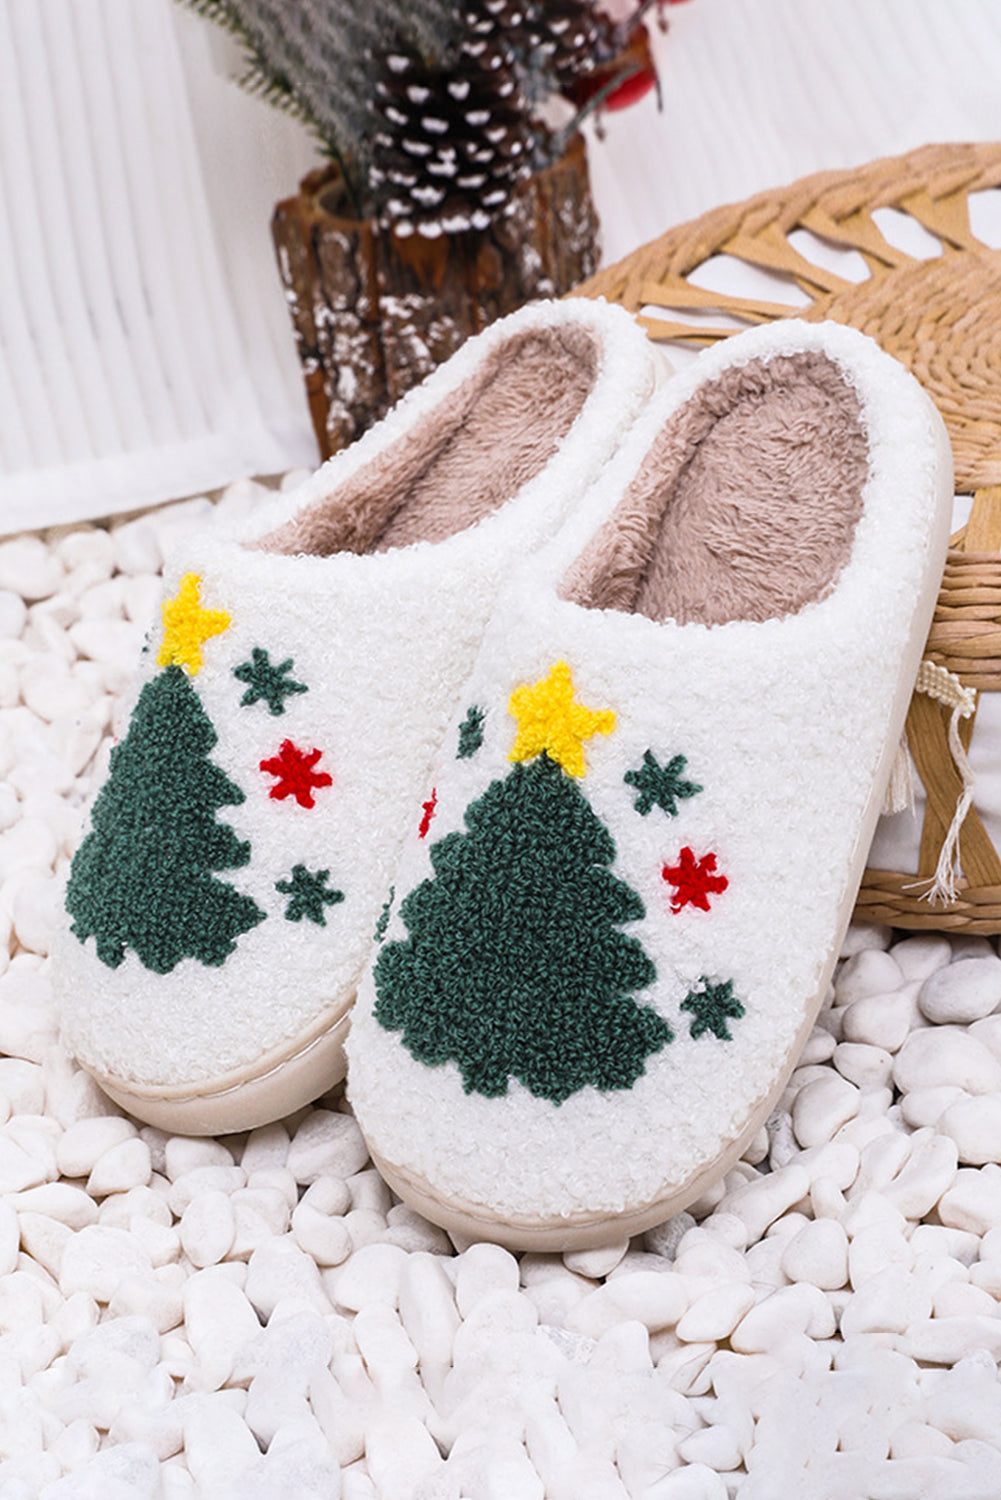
<box><xmin>5</xmin><ymin>484</ymin><xmax>1001</xmax><ymax>1499</ymax></box>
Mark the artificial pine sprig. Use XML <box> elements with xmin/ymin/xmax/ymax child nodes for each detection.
<box><xmin>178</xmin><ymin>0</ymin><xmax>662</xmax><ymax>231</ymax></box>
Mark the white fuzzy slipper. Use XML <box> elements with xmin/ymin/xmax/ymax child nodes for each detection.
<box><xmin>54</xmin><ymin>298</ymin><xmax>660</xmax><ymax>1135</ymax></box>
<box><xmin>346</xmin><ymin>318</ymin><xmax>954</xmax><ymax>1251</ymax></box>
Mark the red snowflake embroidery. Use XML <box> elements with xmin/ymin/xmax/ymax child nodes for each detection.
<box><xmin>260</xmin><ymin>740</ymin><xmax>332</xmax><ymax>809</ymax></box>
<box><xmin>662</xmin><ymin>846</ymin><xmax>728</xmax><ymax>913</ymax></box>
<box><xmin>419</xmin><ymin>788</ymin><xmax>437</xmax><ymax>839</ymax></box>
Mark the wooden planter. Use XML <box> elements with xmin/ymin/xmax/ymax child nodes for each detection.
<box><xmin>272</xmin><ymin>133</ymin><xmax>599</xmax><ymax>461</ymax></box>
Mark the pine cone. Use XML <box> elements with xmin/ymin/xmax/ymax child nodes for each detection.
<box><xmin>526</xmin><ymin>0</ymin><xmax>618</xmax><ymax>88</ymax></box>
<box><xmin>368</xmin><ymin>38</ymin><xmax>534</xmax><ymax>237</ymax></box>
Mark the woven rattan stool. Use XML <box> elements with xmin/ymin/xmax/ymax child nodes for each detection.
<box><xmin>576</xmin><ymin>141</ymin><xmax>1001</xmax><ymax>931</ymax></box>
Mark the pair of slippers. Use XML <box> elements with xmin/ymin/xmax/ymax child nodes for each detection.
<box><xmin>55</xmin><ymin>298</ymin><xmax>953</xmax><ymax>1250</ymax></box>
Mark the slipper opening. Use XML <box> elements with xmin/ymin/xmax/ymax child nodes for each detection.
<box><xmin>561</xmin><ymin>348</ymin><xmax>869</xmax><ymax>626</ymax></box>
<box><xmin>254</xmin><ymin>325</ymin><xmax>599</xmax><ymax>558</ymax></box>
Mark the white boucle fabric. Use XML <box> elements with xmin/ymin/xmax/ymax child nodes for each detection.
<box><xmin>54</xmin><ymin>298</ymin><xmax>659</xmax><ymax>1091</ymax></box>
<box><xmin>347</xmin><ymin>319</ymin><xmax>955</xmax><ymax>1228</ymax></box>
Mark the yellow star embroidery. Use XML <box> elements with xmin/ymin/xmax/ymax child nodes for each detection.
<box><xmin>508</xmin><ymin>660</ymin><xmax>615</xmax><ymax>777</ymax></box>
<box><xmin>157</xmin><ymin>573</ymin><xmax>231</xmax><ymax>675</ymax></box>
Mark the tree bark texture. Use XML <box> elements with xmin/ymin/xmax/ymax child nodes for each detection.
<box><xmin>271</xmin><ymin>134</ymin><xmax>599</xmax><ymax>461</ymax></box>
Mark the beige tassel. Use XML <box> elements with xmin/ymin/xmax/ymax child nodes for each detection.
<box><xmin>909</xmin><ymin>660</ymin><xmax>978</xmax><ymax>906</ymax></box>
<box><xmin>881</xmin><ymin>729</ymin><xmax>917</xmax><ymax>815</ymax></box>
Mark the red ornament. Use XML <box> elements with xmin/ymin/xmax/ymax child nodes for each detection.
<box><xmin>662</xmin><ymin>847</ymin><xmax>729</xmax><ymax>913</ymax></box>
<box><xmin>419</xmin><ymin>787</ymin><xmax>438</xmax><ymax>839</ymax></box>
<box><xmin>260</xmin><ymin>740</ymin><xmax>332</xmax><ymax>809</ymax></box>
<box><xmin>568</xmin><ymin>22</ymin><xmax>659</xmax><ymax>113</ymax></box>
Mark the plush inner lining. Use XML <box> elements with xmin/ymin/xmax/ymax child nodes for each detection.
<box><xmin>561</xmin><ymin>350</ymin><xmax>868</xmax><ymax>625</ymax></box>
<box><xmin>255</xmin><ymin>326</ymin><xmax>598</xmax><ymax>558</ymax></box>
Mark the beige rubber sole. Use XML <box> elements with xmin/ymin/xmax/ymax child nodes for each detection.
<box><xmin>86</xmin><ymin>1001</ymin><xmax>353</xmax><ymax>1136</ymax></box>
<box><xmin>368</xmin><ymin>1004</ymin><xmax>811</xmax><ymax>1252</ymax></box>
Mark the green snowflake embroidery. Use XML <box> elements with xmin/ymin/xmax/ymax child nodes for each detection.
<box><xmin>234</xmin><ymin>648</ymin><xmax>308</xmax><ymax>716</ymax></box>
<box><xmin>276</xmin><ymin>864</ymin><xmax>344</xmax><ymax>925</ymax></box>
<box><xmin>681</xmin><ymin>977</ymin><xmax>745</xmax><ymax>1041</ymax></box>
<box><xmin>457</xmin><ymin>704</ymin><xmax>486</xmax><ymax>760</ymax></box>
<box><xmin>624</xmin><ymin>749</ymin><xmax>702</xmax><ymax>817</ymax></box>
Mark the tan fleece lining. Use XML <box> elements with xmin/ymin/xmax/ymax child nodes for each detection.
<box><xmin>561</xmin><ymin>351</ymin><xmax>868</xmax><ymax>625</ymax></box>
<box><xmin>255</xmin><ymin>326</ymin><xmax>599</xmax><ymax>558</ymax></box>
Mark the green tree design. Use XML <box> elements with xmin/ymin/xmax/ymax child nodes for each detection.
<box><xmin>374</xmin><ymin>752</ymin><xmax>671</xmax><ymax>1104</ymax></box>
<box><xmin>66</xmin><ymin>666</ymin><xmax>265</xmax><ymax>974</ymax></box>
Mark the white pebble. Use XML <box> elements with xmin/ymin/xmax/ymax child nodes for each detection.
<box><xmin>245</xmin><ymin>1237</ymin><xmax>331</xmax><ymax>1320</ymax></box>
<box><xmin>10</xmin><ymin>873</ymin><xmax>61</xmax><ymax>956</ymax></box>
<box><xmin>68</xmin><ymin>616</ymin><xmax>144</xmax><ymax>667</ymax></box>
<box><xmin>839</xmin><ymin>990</ymin><xmax>916</xmax><ymax>1053</ymax></box>
<box><xmin>676</xmin><ymin>1281</ymin><xmax>756</xmax><ymax>1342</ymax></box>
<box><xmin>882</xmin><ymin>1129</ymin><xmax>958</xmax><ymax>1219</ymax></box>
<box><xmin>111</xmin><ymin>518</ymin><xmax>162</xmax><ymax>575</ymax></box>
<box><xmin>364</xmin><ymin>1412</ymin><xmax>443</xmax><ymax>1498</ymax></box>
<box><xmin>848</xmin><ymin>1217</ymin><xmax>911</xmax><ymax>1287</ymax></box>
<box><xmin>0</xmin><ymin>780</ymin><xmax>18</xmax><ymax>831</ymax></box>
<box><xmin>287</xmin><ymin>1110</ymin><xmax>369</xmax><ymax>1183</ymax></box>
<box><xmin>163</xmin><ymin>1134</ymin><xmax>235</xmax><ymax>1179</ymax></box>
<box><xmin>719</xmin><ymin>1163</ymin><xmax>811</xmax><ymax>1242</ymax></box>
<box><xmin>897</xmin><ymin>1315</ymin><xmax>1001</xmax><ymax>1364</ymax></box>
<box><xmin>19</xmin><ymin>658</ymin><xmax>93</xmax><ymax>723</ymax></box>
<box><xmin>120</xmin><ymin>573</ymin><xmax>162</xmax><ymax>629</ymax></box>
<box><xmin>919</xmin><ymin>956</ymin><xmax>1001</xmax><ymax>1024</ymax></box>
<box><xmin>562</xmin><ymin>1239</ymin><xmax>630</xmax><ymax>1279</ymax></box>
<box><xmin>780</xmin><ymin>1217</ymin><xmax>849</xmax><ymax>1290</ymax></box>
<box><xmin>398</xmin><ymin>1252</ymin><xmax>460</xmax><ymax>1369</ymax></box>
<box><xmin>569</xmin><ymin>1271</ymin><xmax>690</xmax><ymax>1340</ymax></box>
<box><xmin>86</xmin><ymin>1136</ymin><xmax>152</xmax><ymax>1197</ymax></box>
<box><xmin>57</xmin><ymin>526</ymin><xmax>114</xmax><ymax>577</ymax></box>
<box><xmin>184</xmin><ymin>1270</ymin><xmax>262</xmax><ymax>1391</ymax></box>
<box><xmin>57</xmin><ymin>1116</ymin><xmax>138</xmax><ymax>1179</ymax></box>
<box><xmin>890</xmin><ymin>933</ymin><xmax>954</xmax><ymax>981</ymax></box>
<box><xmin>109</xmin><ymin>1268</ymin><xmax>185</xmax><ymax>1333</ymax></box>
<box><xmin>0</xmin><ymin>1133</ymin><xmax>51</xmax><ymax>1193</ymax></box>
<box><xmin>456</xmin><ymin>1241</ymin><xmax>521</xmax><ymax>1316</ymax></box>
<box><xmin>839</xmin><ymin>1264</ymin><xmax>932</xmax><ymax>1337</ymax></box>
<box><xmin>166</xmin><ymin>1164</ymin><xmax>245</xmax><ymax>1217</ymax></box>
<box><xmin>730</xmin><ymin>1283</ymin><xmax>835</xmax><ymax>1351</ymax></box>
<box><xmin>228</xmin><ymin>1186</ymin><xmax>291</xmax><ymax>1257</ymax></box>
<box><xmin>0</xmin><ymin>1197</ymin><xmax>20</xmax><ymax>1276</ymax></box>
<box><xmin>940</xmin><ymin>1164</ymin><xmax>1001</xmax><ymax>1234</ymax></box>
<box><xmin>291</xmin><ymin>1200</ymin><xmax>352</xmax><ymax>1267</ymax></box>
<box><xmin>894</xmin><ymin>1027</ymin><xmax>1001</xmax><ymax>1095</ymax></box>
<box><xmin>383</xmin><ymin>1203</ymin><xmax>452</xmax><ymax>1255</ymax></box>
<box><xmin>59</xmin><ymin>1224</ymin><xmax>154</xmax><ymax>1302</ymax></box>
<box><xmin>644</xmin><ymin>1463</ymin><xmax>729</xmax><ymax>1499</ymax></box>
<box><xmin>0</xmin><ymin>589</ymin><xmax>27</xmax><ymax>637</ymax></box>
<box><xmin>889</xmin><ymin>1420</ymin><xmax>954</xmax><ymax>1459</ymax></box>
<box><xmin>0</xmin><ymin>1058</ymin><xmax>45</xmax><ymax>1117</ymax></box>
<box><xmin>241</xmin><ymin>1122</ymin><xmax>291</xmax><ymax>1174</ymax></box>
<box><xmin>899</xmin><ymin>1084</ymin><xmax>967</xmax><ymax>1129</ymax></box>
<box><xmin>332</xmin><ymin>1242</ymin><xmax>408</xmax><ymax>1311</ymax></box>
<box><xmin>182</xmin><ymin>1393</ymin><xmax>261</xmax><ymax>1489</ymax></box>
<box><xmin>835</xmin><ymin>948</ymin><xmax>904</xmax><ymax>1003</ymax></box>
<box><xmin>792</xmin><ymin>1074</ymin><xmax>861</xmax><ymax>1148</ymax></box>
<box><xmin>840</xmin><ymin>924</ymin><xmax>892</xmax><ymax>957</ymax></box>
<box><xmin>179</xmin><ymin>1190</ymin><xmax>236</xmax><ymax>1268</ymax></box>
<box><xmin>0</xmin><ymin>537</ymin><xmax>64</xmax><ymax>600</ymax></box>
<box><xmin>11</xmin><ymin>1181</ymin><xmax>98</xmax><ymax>1229</ymax></box>
<box><xmin>834</xmin><ymin>1042</ymin><xmax>894</xmax><ymax>1090</ymax></box>
<box><xmin>939</xmin><ymin>1093</ymin><xmax>1001</xmax><ymax>1165</ymax></box>
<box><xmin>0</xmin><ymin>816</ymin><xmax>59</xmax><ymax>881</ymax></box>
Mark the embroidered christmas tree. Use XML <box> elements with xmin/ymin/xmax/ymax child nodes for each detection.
<box><xmin>66</xmin><ymin>665</ymin><xmax>265</xmax><ymax>973</ymax></box>
<box><xmin>374</xmin><ymin>660</ymin><xmax>672</xmax><ymax>1104</ymax></box>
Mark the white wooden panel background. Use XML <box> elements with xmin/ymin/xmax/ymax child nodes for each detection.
<box><xmin>3</xmin><ymin>0</ymin><xmax>1001</xmax><ymax>533</ymax></box>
